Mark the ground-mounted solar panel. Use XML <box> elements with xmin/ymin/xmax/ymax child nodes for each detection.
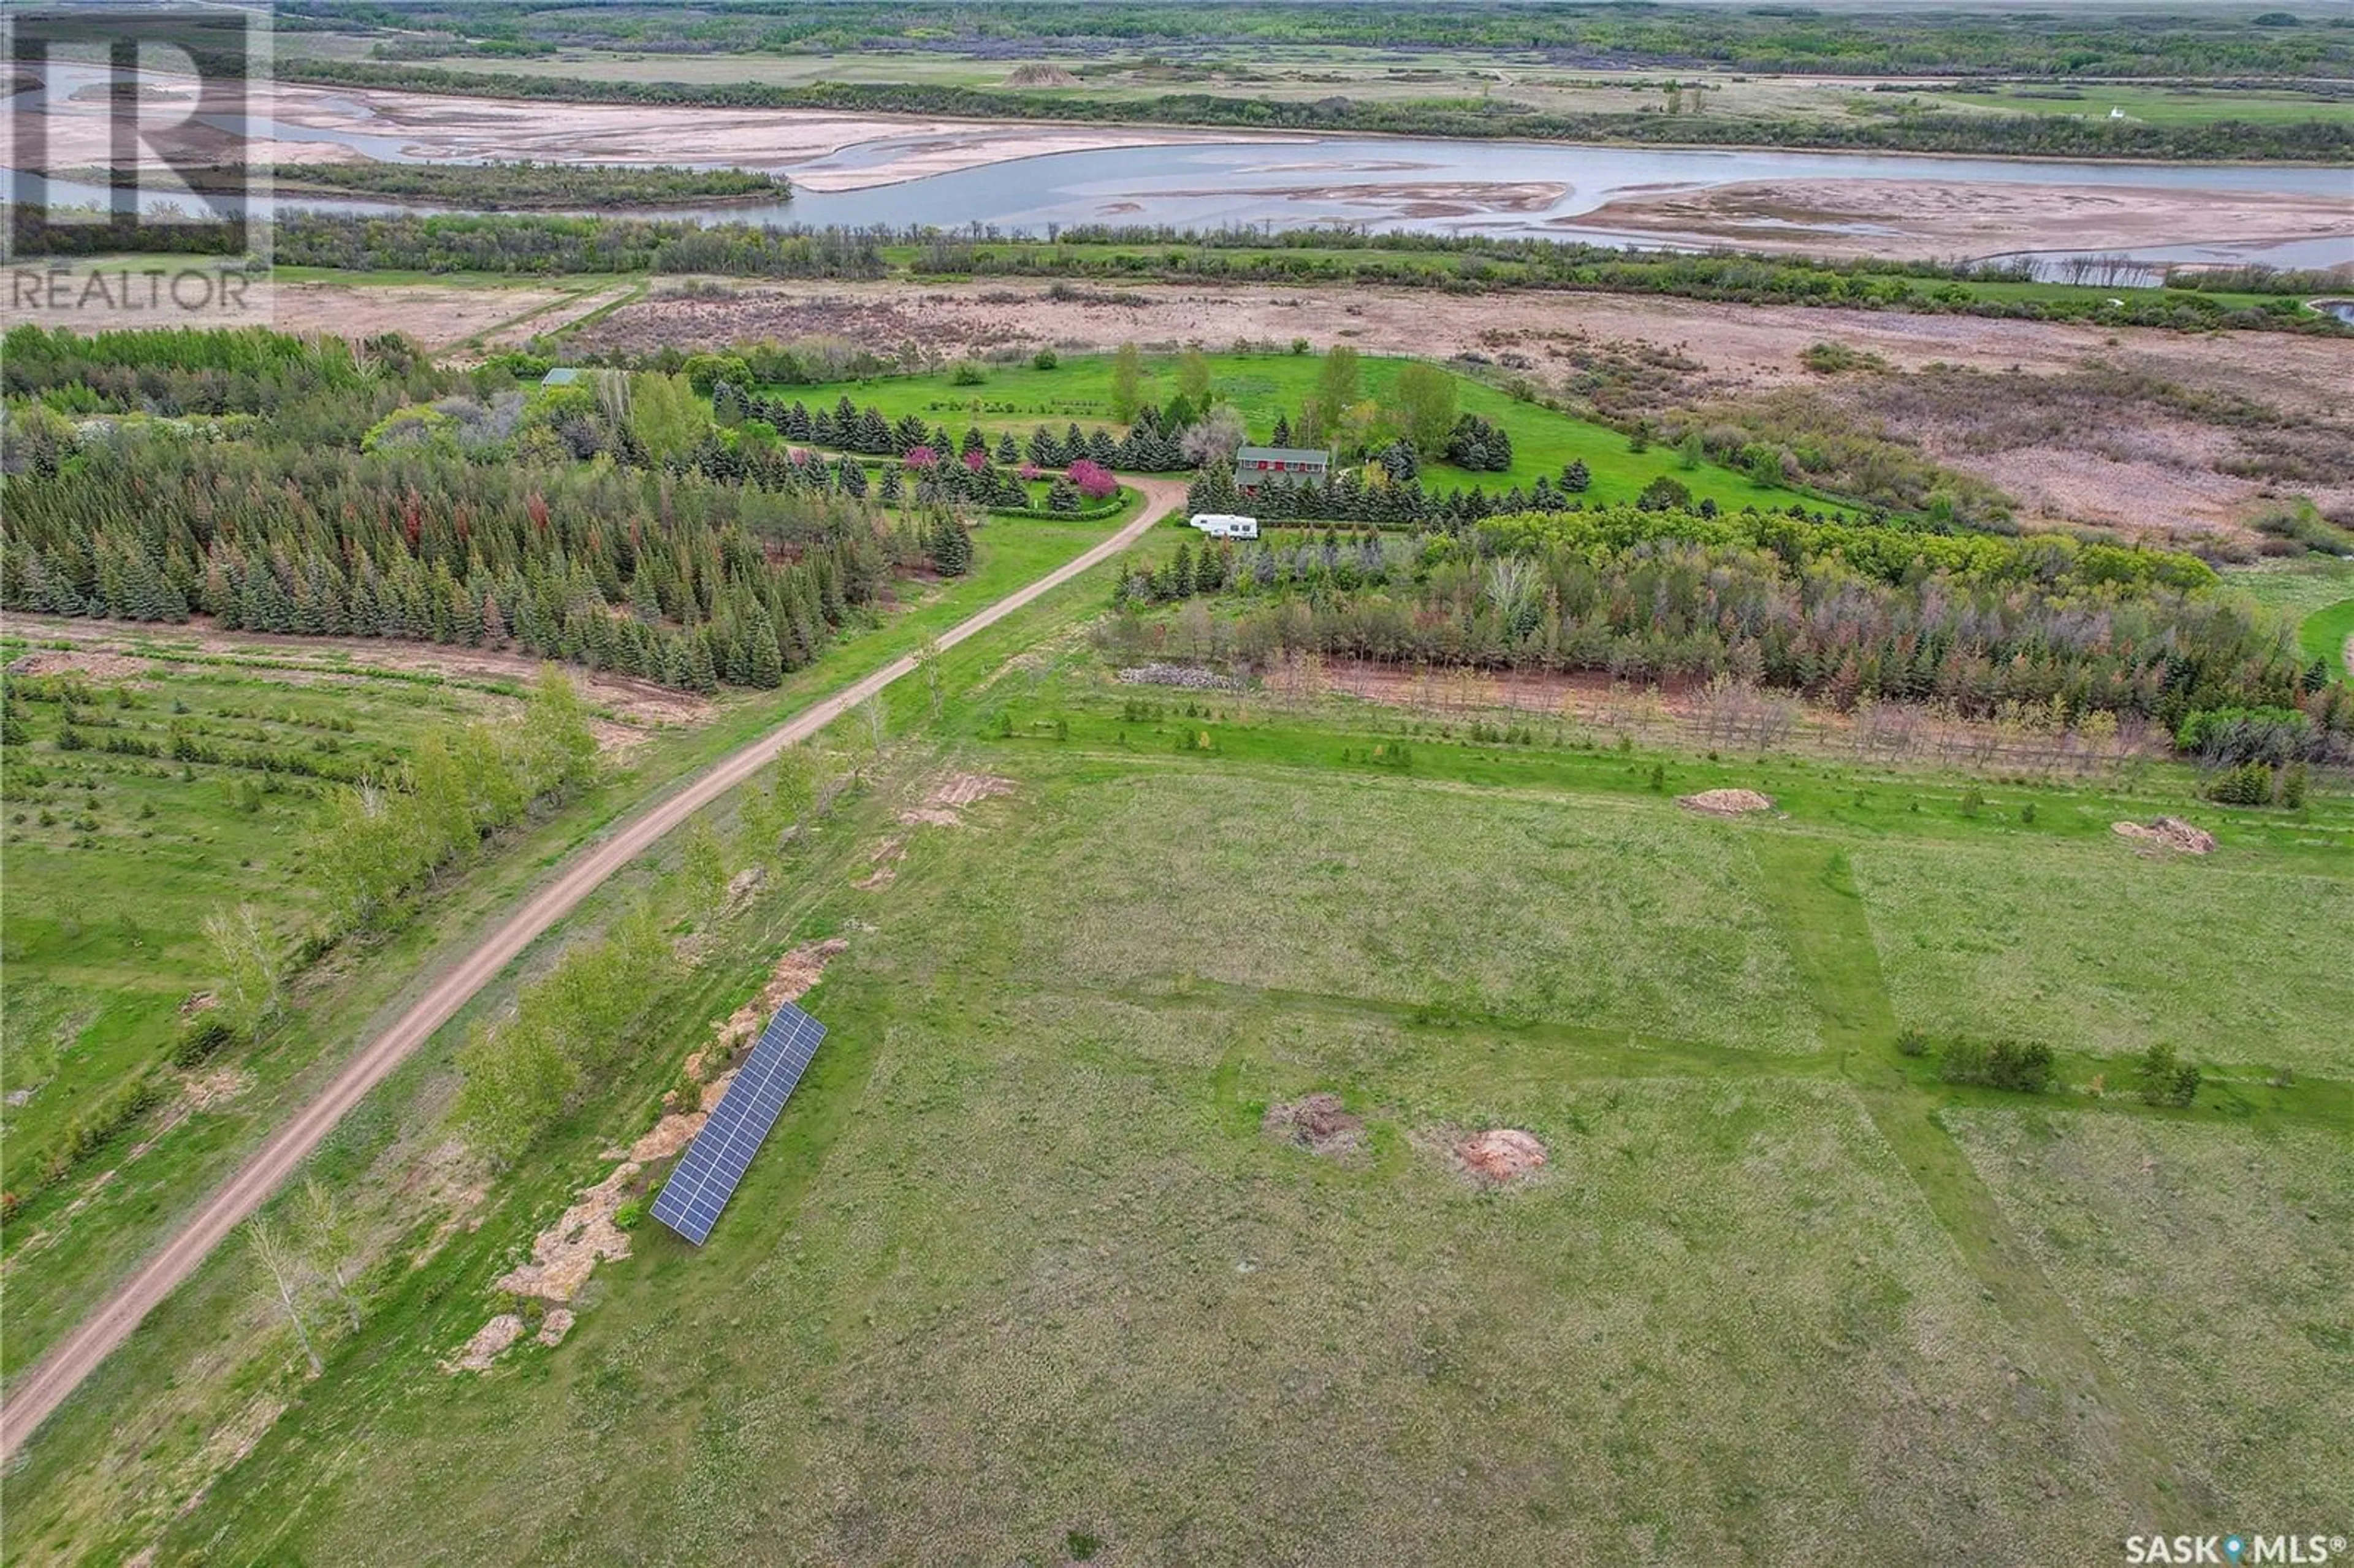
<box><xmin>650</xmin><ymin>1000</ymin><xmax>828</xmax><ymax>1245</ymax></box>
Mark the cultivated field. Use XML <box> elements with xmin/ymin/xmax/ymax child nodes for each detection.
<box><xmin>30</xmin><ymin>642</ymin><xmax>2341</xmax><ymax>1566</ymax></box>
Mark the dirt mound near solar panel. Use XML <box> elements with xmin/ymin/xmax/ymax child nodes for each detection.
<box><xmin>900</xmin><ymin>772</ymin><xmax>1016</xmax><ymax>828</ymax></box>
<box><xmin>1677</xmin><ymin>788</ymin><xmax>1774</xmax><ymax>818</ymax></box>
<box><xmin>1263</xmin><ymin>1092</ymin><xmax>1365</xmax><ymax>1156</ymax></box>
<box><xmin>2112</xmin><ymin>816</ymin><xmax>2216</xmax><ymax>854</ymax></box>
<box><xmin>1455</xmin><ymin>1128</ymin><xmax>1548</xmax><ymax>1187</ymax></box>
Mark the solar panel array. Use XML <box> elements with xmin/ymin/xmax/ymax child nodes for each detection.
<box><xmin>650</xmin><ymin>1000</ymin><xmax>828</xmax><ymax>1245</ymax></box>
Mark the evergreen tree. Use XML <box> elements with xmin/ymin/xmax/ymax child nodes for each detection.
<box><xmin>926</xmin><ymin>509</ymin><xmax>972</xmax><ymax>576</ymax></box>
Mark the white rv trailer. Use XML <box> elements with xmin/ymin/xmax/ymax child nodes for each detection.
<box><xmin>1189</xmin><ymin>513</ymin><xmax>1260</xmax><ymax>540</ymax></box>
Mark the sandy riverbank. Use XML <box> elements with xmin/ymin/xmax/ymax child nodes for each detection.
<box><xmin>4</xmin><ymin>73</ymin><xmax>1288</xmax><ymax>193</ymax></box>
<box><xmin>1578</xmin><ymin>178</ymin><xmax>2354</xmax><ymax>261</ymax></box>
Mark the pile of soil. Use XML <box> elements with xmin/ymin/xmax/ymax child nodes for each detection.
<box><xmin>1456</xmin><ymin>1128</ymin><xmax>1548</xmax><ymax>1187</ymax></box>
<box><xmin>2112</xmin><ymin>816</ymin><xmax>2217</xmax><ymax>854</ymax></box>
<box><xmin>493</xmin><ymin>1162</ymin><xmax>639</xmax><ymax>1303</ymax></box>
<box><xmin>445</xmin><ymin>1314</ymin><xmax>523</xmax><ymax>1374</ymax></box>
<box><xmin>1005</xmin><ymin>63</ymin><xmax>1079</xmax><ymax>87</ymax></box>
<box><xmin>1263</xmin><ymin>1092</ymin><xmax>1365</xmax><ymax>1155</ymax></box>
<box><xmin>1677</xmin><ymin>788</ymin><xmax>1775</xmax><ymax>817</ymax></box>
<box><xmin>901</xmin><ymin>772</ymin><xmax>1016</xmax><ymax>828</ymax></box>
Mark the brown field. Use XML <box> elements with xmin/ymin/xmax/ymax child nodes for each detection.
<box><xmin>1582</xmin><ymin>178</ymin><xmax>2354</xmax><ymax>261</ymax></box>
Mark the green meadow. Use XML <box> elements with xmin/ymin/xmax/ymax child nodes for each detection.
<box><xmin>776</xmin><ymin>352</ymin><xmax>1851</xmax><ymax>515</ymax></box>
<box><xmin>14</xmin><ymin>617</ymin><xmax>2344</xmax><ymax>1565</ymax></box>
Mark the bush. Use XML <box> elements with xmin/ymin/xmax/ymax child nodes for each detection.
<box><xmin>2205</xmin><ymin>761</ymin><xmax>2277</xmax><ymax>805</ymax></box>
<box><xmin>1895</xmin><ymin>1026</ymin><xmax>1930</xmax><ymax>1058</ymax></box>
<box><xmin>172</xmin><ymin>1013</ymin><xmax>238</xmax><ymax>1068</ymax></box>
<box><xmin>947</xmin><ymin>360</ymin><xmax>986</xmax><ymax>386</ymax></box>
<box><xmin>1634</xmin><ymin>475</ymin><xmax>1691</xmax><ymax>511</ymax></box>
<box><xmin>1065</xmin><ymin>458</ymin><xmax>1119</xmax><ymax>501</ymax></box>
<box><xmin>613</xmin><ymin>1197</ymin><xmax>644</xmax><ymax>1231</ymax></box>
<box><xmin>1941</xmin><ymin>1037</ymin><xmax>2054</xmax><ymax>1093</ymax></box>
<box><xmin>1030</xmin><ymin>349</ymin><xmax>1058</xmax><ymax>370</ymax></box>
<box><xmin>2135</xmin><ymin>1042</ymin><xmax>2201</xmax><ymax>1107</ymax></box>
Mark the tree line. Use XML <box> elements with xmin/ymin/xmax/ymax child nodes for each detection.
<box><xmin>3</xmin><ymin>442</ymin><xmax>894</xmax><ymax>693</ymax></box>
<box><xmin>268</xmin><ymin>58</ymin><xmax>2354</xmax><ymax>164</ymax></box>
<box><xmin>13</xmin><ymin>210</ymin><xmax>2341</xmax><ymax>337</ymax></box>
<box><xmin>282</xmin><ymin>1</ymin><xmax>2354</xmax><ymax>82</ymax></box>
<box><xmin>1111</xmin><ymin>507</ymin><xmax>2348</xmax><ymax>744</ymax></box>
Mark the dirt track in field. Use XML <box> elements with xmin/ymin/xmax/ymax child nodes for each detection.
<box><xmin>0</xmin><ymin>479</ymin><xmax>1184</xmax><ymax>1462</ymax></box>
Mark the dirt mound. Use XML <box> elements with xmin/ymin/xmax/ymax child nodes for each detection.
<box><xmin>1005</xmin><ymin>63</ymin><xmax>1079</xmax><ymax>88</ymax></box>
<box><xmin>1677</xmin><ymin>788</ymin><xmax>1774</xmax><ymax>817</ymax></box>
<box><xmin>709</xmin><ymin>937</ymin><xmax>849</xmax><ymax>1054</ymax></box>
<box><xmin>1456</xmin><ymin>1128</ymin><xmax>1548</xmax><ymax>1187</ymax></box>
<box><xmin>536</xmin><ymin>1308</ymin><xmax>576</xmax><ymax>1348</ymax></box>
<box><xmin>901</xmin><ymin>772</ymin><xmax>1016</xmax><ymax>828</ymax></box>
<box><xmin>493</xmin><ymin>1162</ymin><xmax>638</xmax><ymax>1303</ymax></box>
<box><xmin>1263</xmin><ymin>1092</ymin><xmax>1365</xmax><ymax>1155</ymax></box>
<box><xmin>2112</xmin><ymin>816</ymin><xmax>2216</xmax><ymax>854</ymax></box>
<box><xmin>444</xmin><ymin>1314</ymin><xmax>524</xmax><ymax>1374</ymax></box>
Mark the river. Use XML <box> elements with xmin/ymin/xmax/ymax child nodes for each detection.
<box><xmin>10</xmin><ymin>63</ymin><xmax>2352</xmax><ymax>276</ymax></box>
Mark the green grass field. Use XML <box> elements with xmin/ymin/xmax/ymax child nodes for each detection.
<box><xmin>12</xmin><ymin>608</ymin><xmax>2346</xmax><ymax>1563</ymax></box>
<box><xmin>0</xmin><ymin>511</ymin><xmax>1130</xmax><ymax>1388</ymax></box>
<box><xmin>780</xmin><ymin>352</ymin><xmax>1846</xmax><ymax>514</ymax></box>
<box><xmin>0</xmin><ymin>653</ymin><xmax>509</xmax><ymax>1192</ymax></box>
<box><xmin>1926</xmin><ymin>82</ymin><xmax>2354</xmax><ymax>126</ymax></box>
<box><xmin>2224</xmin><ymin>558</ymin><xmax>2354</xmax><ymax>683</ymax></box>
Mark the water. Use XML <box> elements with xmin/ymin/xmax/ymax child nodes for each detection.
<box><xmin>10</xmin><ymin>61</ymin><xmax>2352</xmax><ymax>275</ymax></box>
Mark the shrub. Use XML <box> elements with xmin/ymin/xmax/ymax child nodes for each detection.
<box><xmin>1959</xmin><ymin>786</ymin><xmax>1984</xmax><ymax>818</ymax></box>
<box><xmin>1895</xmin><ymin>1026</ymin><xmax>1930</xmax><ymax>1058</ymax></box>
<box><xmin>947</xmin><ymin>360</ymin><xmax>986</xmax><ymax>386</ymax></box>
<box><xmin>1065</xmin><ymin>459</ymin><xmax>1118</xmax><ymax>501</ymax></box>
<box><xmin>2135</xmin><ymin>1042</ymin><xmax>2201</xmax><ymax>1107</ymax></box>
<box><xmin>613</xmin><ymin>1198</ymin><xmax>644</xmax><ymax>1231</ymax></box>
<box><xmin>1634</xmin><ymin>475</ymin><xmax>1691</xmax><ymax>511</ymax></box>
<box><xmin>2206</xmin><ymin>760</ymin><xmax>2276</xmax><ymax>805</ymax></box>
<box><xmin>1941</xmin><ymin>1037</ymin><xmax>2054</xmax><ymax>1093</ymax></box>
<box><xmin>172</xmin><ymin>1013</ymin><xmax>238</xmax><ymax>1068</ymax></box>
<box><xmin>1031</xmin><ymin>349</ymin><xmax>1058</xmax><ymax>370</ymax></box>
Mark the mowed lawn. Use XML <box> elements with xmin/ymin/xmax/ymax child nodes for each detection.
<box><xmin>777</xmin><ymin>352</ymin><xmax>1842</xmax><ymax>514</ymax></box>
<box><xmin>159</xmin><ymin>740</ymin><xmax>2352</xmax><ymax>1565</ymax></box>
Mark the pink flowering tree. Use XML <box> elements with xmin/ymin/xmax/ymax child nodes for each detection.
<box><xmin>902</xmin><ymin>445</ymin><xmax>939</xmax><ymax>471</ymax></box>
<box><xmin>1018</xmin><ymin>462</ymin><xmax>1042</xmax><ymax>482</ymax></box>
<box><xmin>1066</xmin><ymin>459</ymin><xmax>1118</xmax><ymax>501</ymax></box>
<box><xmin>962</xmin><ymin>447</ymin><xmax>987</xmax><ymax>473</ymax></box>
